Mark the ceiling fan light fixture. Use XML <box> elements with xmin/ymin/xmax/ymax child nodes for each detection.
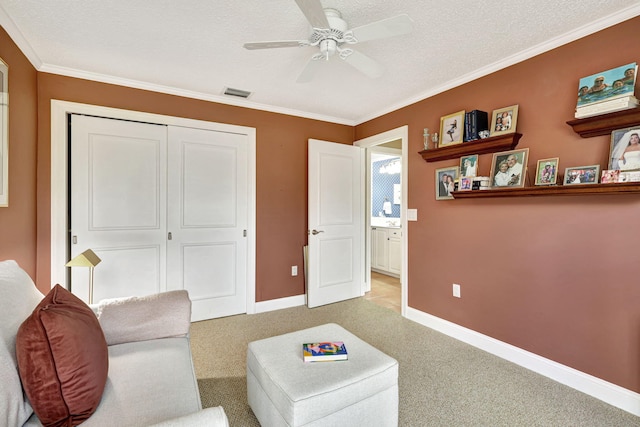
<box><xmin>319</xmin><ymin>39</ymin><xmax>337</xmax><ymax>58</ymax></box>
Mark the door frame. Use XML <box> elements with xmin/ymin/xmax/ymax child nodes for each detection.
<box><xmin>50</xmin><ymin>100</ymin><xmax>257</xmax><ymax>314</ymax></box>
<box><xmin>355</xmin><ymin>125</ymin><xmax>408</xmax><ymax>317</ymax></box>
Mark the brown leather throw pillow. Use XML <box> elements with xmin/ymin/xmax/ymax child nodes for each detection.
<box><xmin>16</xmin><ymin>284</ymin><xmax>108</xmax><ymax>426</ymax></box>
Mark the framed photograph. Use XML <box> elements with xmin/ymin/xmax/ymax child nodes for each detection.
<box><xmin>489</xmin><ymin>148</ymin><xmax>529</xmax><ymax>188</ymax></box>
<box><xmin>439</xmin><ymin>110</ymin><xmax>465</xmax><ymax>147</ymax></box>
<box><xmin>576</xmin><ymin>62</ymin><xmax>636</xmax><ymax>108</ymax></box>
<box><xmin>490</xmin><ymin>104</ymin><xmax>518</xmax><ymax>136</ymax></box>
<box><xmin>435</xmin><ymin>166</ymin><xmax>459</xmax><ymax>200</ymax></box>
<box><xmin>601</xmin><ymin>169</ymin><xmax>620</xmax><ymax>183</ymax></box>
<box><xmin>0</xmin><ymin>58</ymin><xmax>7</xmax><ymax>207</ymax></box>
<box><xmin>608</xmin><ymin>126</ymin><xmax>640</xmax><ymax>171</ymax></box>
<box><xmin>459</xmin><ymin>176</ymin><xmax>473</xmax><ymax>191</ymax></box>
<box><xmin>459</xmin><ymin>154</ymin><xmax>478</xmax><ymax>177</ymax></box>
<box><xmin>534</xmin><ymin>157</ymin><xmax>559</xmax><ymax>186</ymax></box>
<box><xmin>564</xmin><ymin>165</ymin><xmax>600</xmax><ymax>185</ymax></box>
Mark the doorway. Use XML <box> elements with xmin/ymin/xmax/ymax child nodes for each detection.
<box><xmin>355</xmin><ymin>126</ymin><xmax>408</xmax><ymax>316</ymax></box>
<box><xmin>367</xmin><ymin>144</ymin><xmax>401</xmax><ymax>312</ymax></box>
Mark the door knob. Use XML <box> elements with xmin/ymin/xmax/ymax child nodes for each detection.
<box><xmin>311</xmin><ymin>229</ymin><xmax>324</xmax><ymax>235</ymax></box>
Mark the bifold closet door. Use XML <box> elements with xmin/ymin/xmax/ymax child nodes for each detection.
<box><xmin>71</xmin><ymin>115</ymin><xmax>249</xmax><ymax>320</ymax></box>
<box><xmin>70</xmin><ymin>114</ymin><xmax>168</xmax><ymax>303</ymax></box>
<box><xmin>166</xmin><ymin>126</ymin><xmax>249</xmax><ymax>321</ymax></box>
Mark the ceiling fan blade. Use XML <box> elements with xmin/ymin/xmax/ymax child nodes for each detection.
<box><xmin>295</xmin><ymin>0</ymin><xmax>330</xmax><ymax>29</ymax></box>
<box><xmin>243</xmin><ymin>41</ymin><xmax>306</xmax><ymax>50</ymax></box>
<box><xmin>296</xmin><ymin>57</ymin><xmax>323</xmax><ymax>83</ymax></box>
<box><xmin>349</xmin><ymin>14</ymin><xmax>413</xmax><ymax>43</ymax></box>
<box><xmin>342</xmin><ymin>50</ymin><xmax>385</xmax><ymax>79</ymax></box>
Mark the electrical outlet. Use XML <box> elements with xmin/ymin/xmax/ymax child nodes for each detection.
<box><xmin>291</xmin><ymin>266</ymin><xmax>298</xmax><ymax>276</ymax></box>
<box><xmin>453</xmin><ymin>283</ymin><xmax>461</xmax><ymax>298</ymax></box>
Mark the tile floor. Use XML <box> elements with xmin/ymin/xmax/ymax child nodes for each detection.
<box><xmin>364</xmin><ymin>271</ymin><xmax>401</xmax><ymax>313</ymax></box>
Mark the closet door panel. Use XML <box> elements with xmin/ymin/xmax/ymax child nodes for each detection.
<box><xmin>70</xmin><ymin>114</ymin><xmax>167</xmax><ymax>303</ymax></box>
<box><xmin>167</xmin><ymin>126</ymin><xmax>249</xmax><ymax>321</ymax></box>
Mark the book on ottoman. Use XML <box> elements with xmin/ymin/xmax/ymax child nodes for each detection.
<box><xmin>302</xmin><ymin>341</ymin><xmax>348</xmax><ymax>362</ymax></box>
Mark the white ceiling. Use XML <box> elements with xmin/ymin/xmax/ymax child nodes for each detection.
<box><xmin>1</xmin><ymin>1</ymin><xmax>639</xmax><ymax>125</ymax></box>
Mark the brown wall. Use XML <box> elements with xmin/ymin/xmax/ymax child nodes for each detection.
<box><xmin>0</xmin><ymin>27</ymin><xmax>38</xmax><ymax>274</ymax></box>
<box><xmin>356</xmin><ymin>16</ymin><xmax>640</xmax><ymax>393</ymax></box>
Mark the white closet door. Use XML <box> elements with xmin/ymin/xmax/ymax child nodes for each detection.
<box><xmin>166</xmin><ymin>126</ymin><xmax>249</xmax><ymax>321</ymax></box>
<box><xmin>70</xmin><ymin>115</ymin><xmax>168</xmax><ymax>303</ymax></box>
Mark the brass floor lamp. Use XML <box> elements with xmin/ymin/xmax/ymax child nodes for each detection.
<box><xmin>66</xmin><ymin>249</ymin><xmax>102</xmax><ymax>304</ymax></box>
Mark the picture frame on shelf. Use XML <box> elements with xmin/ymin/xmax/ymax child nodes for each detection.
<box><xmin>489</xmin><ymin>148</ymin><xmax>529</xmax><ymax>188</ymax></box>
<box><xmin>435</xmin><ymin>166</ymin><xmax>459</xmax><ymax>200</ymax></box>
<box><xmin>601</xmin><ymin>169</ymin><xmax>620</xmax><ymax>183</ymax></box>
<box><xmin>564</xmin><ymin>165</ymin><xmax>600</xmax><ymax>185</ymax></box>
<box><xmin>534</xmin><ymin>157</ymin><xmax>559</xmax><ymax>186</ymax></box>
<box><xmin>459</xmin><ymin>154</ymin><xmax>478</xmax><ymax>177</ymax></box>
<box><xmin>439</xmin><ymin>110</ymin><xmax>465</xmax><ymax>147</ymax></box>
<box><xmin>608</xmin><ymin>126</ymin><xmax>640</xmax><ymax>171</ymax></box>
<box><xmin>490</xmin><ymin>104</ymin><xmax>519</xmax><ymax>137</ymax></box>
<box><xmin>576</xmin><ymin>62</ymin><xmax>636</xmax><ymax>108</ymax></box>
<box><xmin>459</xmin><ymin>176</ymin><xmax>473</xmax><ymax>191</ymax></box>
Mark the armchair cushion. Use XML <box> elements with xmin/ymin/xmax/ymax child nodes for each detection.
<box><xmin>16</xmin><ymin>285</ymin><xmax>108</xmax><ymax>427</ymax></box>
<box><xmin>96</xmin><ymin>290</ymin><xmax>191</xmax><ymax>345</ymax></box>
<box><xmin>0</xmin><ymin>260</ymin><xmax>44</xmax><ymax>427</ymax></box>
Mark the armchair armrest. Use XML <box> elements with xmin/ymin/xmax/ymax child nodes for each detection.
<box><xmin>96</xmin><ymin>290</ymin><xmax>192</xmax><ymax>346</ymax></box>
<box><xmin>147</xmin><ymin>407</ymin><xmax>229</xmax><ymax>427</ymax></box>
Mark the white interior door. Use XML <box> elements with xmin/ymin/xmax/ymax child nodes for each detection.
<box><xmin>70</xmin><ymin>115</ymin><xmax>168</xmax><ymax>302</ymax></box>
<box><xmin>166</xmin><ymin>126</ymin><xmax>248</xmax><ymax>321</ymax></box>
<box><xmin>307</xmin><ymin>139</ymin><xmax>363</xmax><ymax>308</ymax></box>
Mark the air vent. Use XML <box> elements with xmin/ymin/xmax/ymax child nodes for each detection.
<box><xmin>223</xmin><ymin>87</ymin><xmax>252</xmax><ymax>99</ymax></box>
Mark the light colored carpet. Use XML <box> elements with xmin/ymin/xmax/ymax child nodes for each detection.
<box><xmin>190</xmin><ymin>297</ymin><xmax>640</xmax><ymax>426</ymax></box>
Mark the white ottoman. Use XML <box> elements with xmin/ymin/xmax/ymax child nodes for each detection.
<box><xmin>247</xmin><ymin>323</ymin><xmax>398</xmax><ymax>427</ymax></box>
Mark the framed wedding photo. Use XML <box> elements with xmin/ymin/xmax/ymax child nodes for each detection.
<box><xmin>534</xmin><ymin>157</ymin><xmax>559</xmax><ymax>186</ymax></box>
<box><xmin>609</xmin><ymin>126</ymin><xmax>640</xmax><ymax>171</ymax></box>
<box><xmin>435</xmin><ymin>166</ymin><xmax>459</xmax><ymax>200</ymax></box>
<box><xmin>489</xmin><ymin>148</ymin><xmax>529</xmax><ymax>188</ymax></box>
<box><xmin>490</xmin><ymin>104</ymin><xmax>519</xmax><ymax>137</ymax></box>
<box><xmin>459</xmin><ymin>154</ymin><xmax>478</xmax><ymax>177</ymax></box>
<box><xmin>564</xmin><ymin>165</ymin><xmax>600</xmax><ymax>185</ymax></box>
<box><xmin>439</xmin><ymin>110</ymin><xmax>465</xmax><ymax>147</ymax></box>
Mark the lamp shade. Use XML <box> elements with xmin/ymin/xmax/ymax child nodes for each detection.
<box><xmin>66</xmin><ymin>249</ymin><xmax>101</xmax><ymax>268</ymax></box>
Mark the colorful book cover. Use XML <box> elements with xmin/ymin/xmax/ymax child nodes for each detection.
<box><xmin>302</xmin><ymin>341</ymin><xmax>348</xmax><ymax>362</ymax></box>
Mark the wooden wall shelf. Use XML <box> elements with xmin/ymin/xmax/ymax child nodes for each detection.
<box><xmin>451</xmin><ymin>182</ymin><xmax>640</xmax><ymax>199</ymax></box>
<box><xmin>566</xmin><ymin>108</ymin><xmax>640</xmax><ymax>138</ymax></box>
<box><xmin>419</xmin><ymin>133</ymin><xmax>522</xmax><ymax>162</ymax></box>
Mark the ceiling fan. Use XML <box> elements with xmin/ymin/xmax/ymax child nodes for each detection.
<box><xmin>243</xmin><ymin>0</ymin><xmax>413</xmax><ymax>83</ymax></box>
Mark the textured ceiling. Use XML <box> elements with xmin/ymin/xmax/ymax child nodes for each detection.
<box><xmin>1</xmin><ymin>0</ymin><xmax>639</xmax><ymax>125</ymax></box>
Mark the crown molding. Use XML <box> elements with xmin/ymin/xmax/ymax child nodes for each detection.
<box><xmin>356</xmin><ymin>3</ymin><xmax>640</xmax><ymax>125</ymax></box>
<box><xmin>0</xmin><ymin>3</ymin><xmax>42</xmax><ymax>68</ymax></box>
<box><xmin>38</xmin><ymin>64</ymin><xmax>355</xmax><ymax>126</ymax></box>
<box><xmin>2</xmin><ymin>2</ymin><xmax>638</xmax><ymax>127</ymax></box>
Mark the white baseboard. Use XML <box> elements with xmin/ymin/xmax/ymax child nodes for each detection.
<box><xmin>254</xmin><ymin>294</ymin><xmax>306</xmax><ymax>313</ymax></box>
<box><xmin>405</xmin><ymin>307</ymin><xmax>640</xmax><ymax>417</ymax></box>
